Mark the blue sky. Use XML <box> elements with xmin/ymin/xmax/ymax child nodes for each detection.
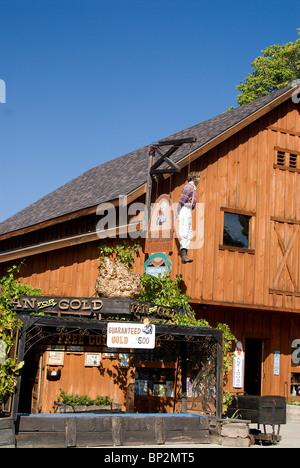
<box><xmin>0</xmin><ymin>0</ymin><xmax>299</xmax><ymax>223</ymax></box>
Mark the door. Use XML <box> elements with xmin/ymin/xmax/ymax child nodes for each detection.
<box><xmin>244</xmin><ymin>338</ymin><xmax>262</xmax><ymax>395</ymax></box>
<box><xmin>18</xmin><ymin>349</ymin><xmax>41</xmax><ymax>413</ymax></box>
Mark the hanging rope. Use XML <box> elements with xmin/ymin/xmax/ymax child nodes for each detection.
<box><xmin>169</xmin><ymin>173</ymin><xmax>172</xmax><ymax>198</ymax></box>
<box><xmin>187</xmin><ymin>143</ymin><xmax>192</xmax><ymax>174</ymax></box>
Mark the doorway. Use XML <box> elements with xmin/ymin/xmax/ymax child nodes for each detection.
<box><xmin>244</xmin><ymin>338</ymin><xmax>263</xmax><ymax>395</ymax></box>
<box><xmin>18</xmin><ymin>349</ymin><xmax>41</xmax><ymax>413</ymax></box>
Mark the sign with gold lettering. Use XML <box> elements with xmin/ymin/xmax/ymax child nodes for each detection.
<box><xmin>11</xmin><ymin>296</ymin><xmax>103</xmax><ymax>314</ymax></box>
<box><xmin>12</xmin><ymin>296</ymin><xmax>184</xmax><ymax>321</ymax></box>
<box><xmin>107</xmin><ymin>321</ymin><xmax>155</xmax><ymax>349</ymax></box>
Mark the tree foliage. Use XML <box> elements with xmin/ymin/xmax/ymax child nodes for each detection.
<box><xmin>237</xmin><ymin>30</ymin><xmax>300</xmax><ymax>106</ymax></box>
<box><xmin>0</xmin><ymin>264</ymin><xmax>41</xmax><ymax>411</ymax></box>
<box><xmin>140</xmin><ymin>273</ymin><xmax>192</xmax><ymax>313</ymax></box>
<box><xmin>99</xmin><ymin>240</ymin><xmax>141</xmax><ymax>270</ymax></box>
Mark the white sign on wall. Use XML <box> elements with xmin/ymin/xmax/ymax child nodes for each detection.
<box><xmin>274</xmin><ymin>350</ymin><xmax>280</xmax><ymax>375</ymax></box>
<box><xmin>233</xmin><ymin>341</ymin><xmax>244</xmax><ymax>388</ymax></box>
<box><xmin>107</xmin><ymin>322</ymin><xmax>155</xmax><ymax>349</ymax></box>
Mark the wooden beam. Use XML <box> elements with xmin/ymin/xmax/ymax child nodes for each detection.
<box><xmin>216</xmin><ymin>338</ymin><xmax>223</xmax><ymax>420</ymax></box>
<box><xmin>145</xmin><ymin>137</ymin><xmax>196</xmax><ymax>215</ymax></box>
<box><xmin>152</xmin><ymin>137</ymin><xmax>197</xmax><ymax>146</ymax></box>
<box><xmin>149</xmin><ymin>139</ymin><xmax>188</xmax><ymax>175</ymax></box>
<box><xmin>190</xmin><ymin>298</ymin><xmax>300</xmax><ymax>313</ymax></box>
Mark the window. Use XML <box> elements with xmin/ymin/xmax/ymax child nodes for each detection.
<box><xmin>220</xmin><ymin>208</ymin><xmax>255</xmax><ymax>253</ymax></box>
<box><xmin>223</xmin><ymin>212</ymin><xmax>250</xmax><ymax>248</ymax></box>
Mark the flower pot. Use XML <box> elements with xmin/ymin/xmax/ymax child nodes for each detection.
<box><xmin>54</xmin><ymin>401</ymin><xmax>112</xmax><ymax>413</ymax></box>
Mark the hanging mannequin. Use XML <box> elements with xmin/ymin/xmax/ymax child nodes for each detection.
<box><xmin>177</xmin><ymin>171</ymin><xmax>200</xmax><ymax>264</ymax></box>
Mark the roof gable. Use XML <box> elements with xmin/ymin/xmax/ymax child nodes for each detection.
<box><xmin>0</xmin><ymin>85</ymin><xmax>297</xmax><ymax>237</ymax></box>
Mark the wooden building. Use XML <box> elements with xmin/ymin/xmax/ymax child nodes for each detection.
<box><xmin>1</xmin><ymin>84</ymin><xmax>300</xmax><ymax>413</ymax></box>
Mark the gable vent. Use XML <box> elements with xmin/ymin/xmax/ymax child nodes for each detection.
<box><xmin>276</xmin><ymin>150</ymin><xmax>285</xmax><ymax>165</ymax></box>
<box><xmin>275</xmin><ymin>147</ymin><xmax>300</xmax><ymax>172</ymax></box>
<box><xmin>289</xmin><ymin>153</ymin><xmax>298</xmax><ymax>169</ymax></box>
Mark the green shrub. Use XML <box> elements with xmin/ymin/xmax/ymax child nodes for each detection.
<box><xmin>57</xmin><ymin>389</ymin><xmax>112</xmax><ymax>406</ymax></box>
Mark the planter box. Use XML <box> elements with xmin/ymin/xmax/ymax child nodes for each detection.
<box><xmin>286</xmin><ymin>404</ymin><xmax>300</xmax><ymax>422</ymax></box>
<box><xmin>0</xmin><ymin>417</ymin><xmax>15</xmax><ymax>448</ymax></box>
<box><xmin>15</xmin><ymin>413</ymin><xmax>210</xmax><ymax>448</ymax></box>
<box><xmin>54</xmin><ymin>402</ymin><xmax>113</xmax><ymax>413</ymax></box>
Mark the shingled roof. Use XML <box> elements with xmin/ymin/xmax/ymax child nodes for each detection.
<box><xmin>0</xmin><ymin>86</ymin><xmax>296</xmax><ymax>236</ymax></box>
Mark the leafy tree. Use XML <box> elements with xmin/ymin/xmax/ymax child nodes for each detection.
<box><xmin>237</xmin><ymin>30</ymin><xmax>300</xmax><ymax>105</ymax></box>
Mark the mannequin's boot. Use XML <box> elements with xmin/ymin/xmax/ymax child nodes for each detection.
<box><xmin>181</xmin><ymin>248</ymin><xmax>193</xmax><ymax>264</ymax></box>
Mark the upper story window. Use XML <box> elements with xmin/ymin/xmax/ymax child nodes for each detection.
<box><xmin>274</xmin><ymin>147</ymin><xmax>300</xmax><ymax>172</ymax></box>
<box><xmin>223</xmin><ymin>212</ymin><xmax>250</xmax><ymax>248</ymax></box>
<box><xmin>220</xmin><ymin>208</ymin><xmax>255</xmax><ymax>254</ymax></box>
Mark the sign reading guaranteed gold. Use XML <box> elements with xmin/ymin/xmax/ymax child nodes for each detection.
<box><xmin>107</xmin><ymin>322</ymin><xmax>155</xmax><ymax>349</ymax></box>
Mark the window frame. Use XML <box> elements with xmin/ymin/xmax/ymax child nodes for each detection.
<box><xmin>219</xmin><ymin>207</ymin><xmax>256</xmax><ymax>254</ymax></box>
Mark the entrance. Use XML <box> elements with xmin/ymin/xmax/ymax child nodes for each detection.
<box><xmin>13</xmin><ymin>314</ymin><xmax>224</xmax><ymax>418</ymax></box>
<box><xmin>18</xmin><ymin>349</ymin><xmax>41</xmax><ymax>413</ymax></box>
<box><xmin>244</xmin><ymin>338</ymin><xmax>262</xmax><ymax>395</ymax></box>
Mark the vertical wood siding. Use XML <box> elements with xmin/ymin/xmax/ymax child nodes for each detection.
<box><xmin>1</xmin><ymin>99</ymin><xmax>300</xmax><ymax>407</ymax></box>
<box><xmin>1</xmin><ymin>100</ymin><xmax>299</xmax><ymax>312</ymax></box>
<box><xmin>198</xmin><ymin>305</ymin><xmax>300</xmax><ymax>398</ymax></box>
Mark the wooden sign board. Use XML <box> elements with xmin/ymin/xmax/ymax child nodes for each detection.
<box><xmin>11</xmin><ymin>296</ymin><xmax>103</xmax><ymax>314</ymax></box>
<box><xmin>107</xmin><ymin>322</ymin><xmax>155</xmax><ymax>349</ymax></box>
<box><xmin>145</xmin><ymin>194</ymin><xmax>175</xmax><ymax>254</ymax></box>
<box><xmin>12</xmin><ymin>295</ymin><xmax>184</xmax><ymax>321</ymax></box>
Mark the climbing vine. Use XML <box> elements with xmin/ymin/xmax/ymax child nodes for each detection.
<box><xmin>98</xmin><ymin>240</ymin><xmax>141</xmax><ymax>270</ymax></box>
<box><xmin>97</xmin><ymin>241</ymin><xmax>237</xmax><ymax>414</ymax></box>
<box><xmin>0</xmin><ymin>264</ymin><xmax>41</xmax><ymax>413</ymax></box>
<box><xmin>140</xmin><ymin>273</ymin><xmax>193</xmax><ymax>315</ymax></box>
